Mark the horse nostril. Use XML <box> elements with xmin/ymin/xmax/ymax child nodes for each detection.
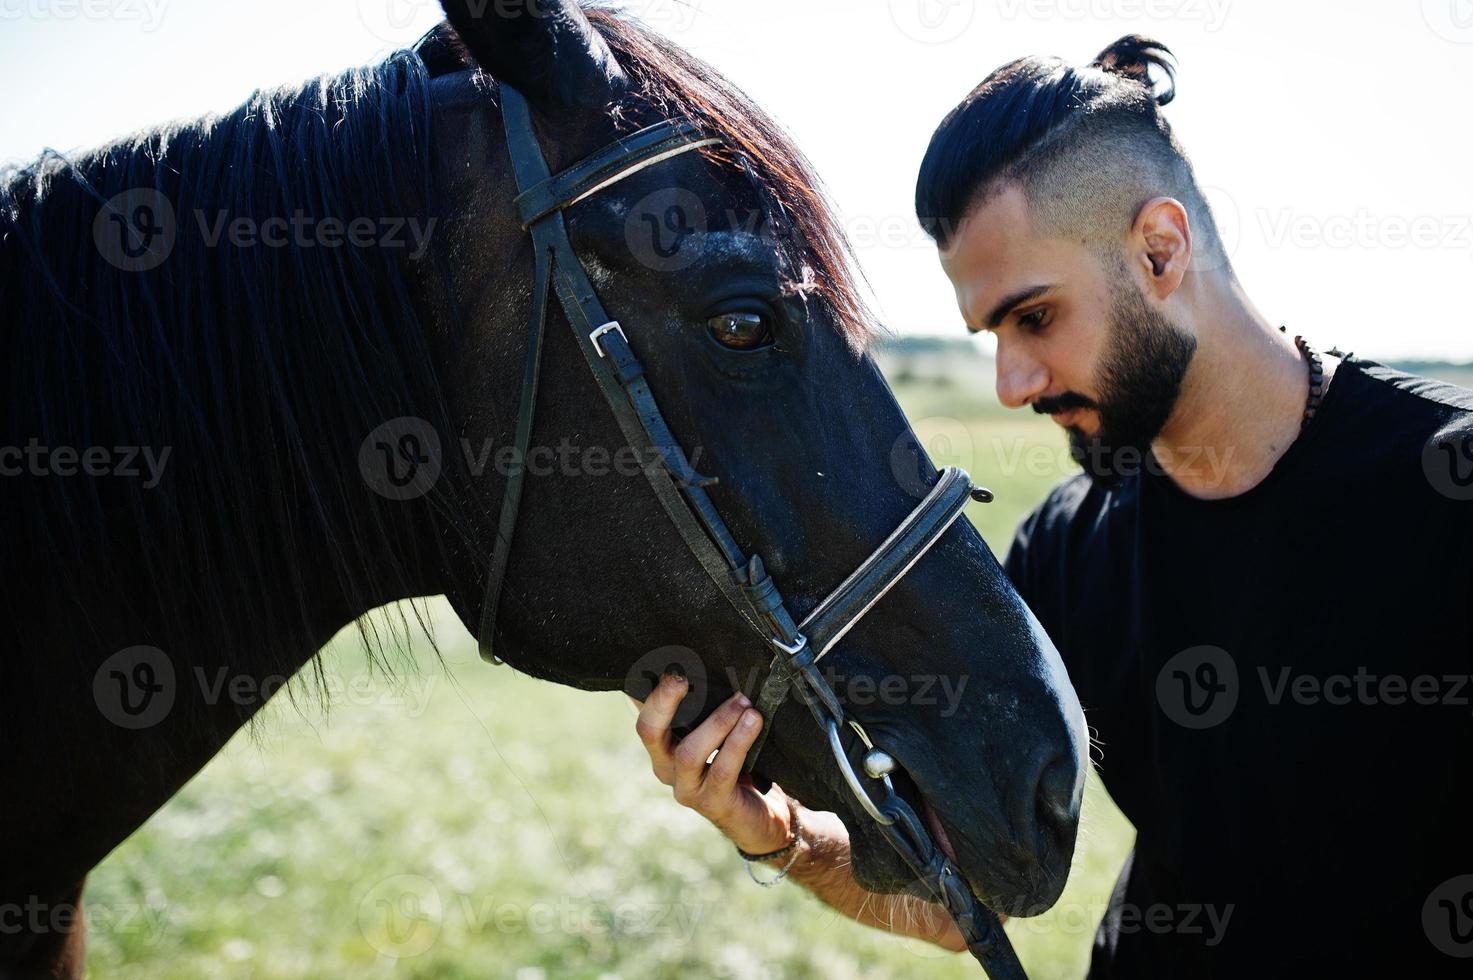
<box><xmin>1034</xmin><ymin>755</ymin><xmax>1080</xmax><ymax>843</ymax></box>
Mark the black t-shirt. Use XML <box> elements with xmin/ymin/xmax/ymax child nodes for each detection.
<box><xmin>1004</xmin><ymin>357</ymin><xmax>1473</xmax><ymax>977</ymax></box>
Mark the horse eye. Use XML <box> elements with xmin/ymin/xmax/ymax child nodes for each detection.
<box><xmin>706</xmin><ymin>312</ymin><xmax>773</xmax><ymax>351</ymax></box>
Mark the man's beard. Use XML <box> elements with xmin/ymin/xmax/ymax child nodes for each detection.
<box><xmin>1037</xmin><ymin>278</ymin><xmax>1197</xmax><ymax>488</ymax></box>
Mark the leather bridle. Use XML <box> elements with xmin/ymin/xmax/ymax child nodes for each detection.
<box><xmin>476</xmin><ymin>83</ymin><xmax>1026</xmax><ymax>978</ymax></box>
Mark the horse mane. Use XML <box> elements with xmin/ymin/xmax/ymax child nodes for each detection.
<box><xmin>0</xmin><ymin>7</ymin><xmax>874</xmax><ymax>718</ymax></box>
<box><xmin>424</xmin><ymin>7</ymin><xmax>877</xmax><ymax>348</ymax></box>
<box><xmin>585</xmin><ymin>7</ymin><xmax>877</xmax><ymax>349</ymax></box>
<box><xmin>0</xmin><ymin>52</ymin><xmax>461</xmax><ymax>714</ymax></box>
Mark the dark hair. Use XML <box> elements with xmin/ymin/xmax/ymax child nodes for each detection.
<box><xmin>589</xmin><ymin>9</ymin><xmax>875</xmax><ymax>347</ymax></box>
<box><xmin>426</xmin><ymin>8</ymin><xmax>876</xmax><ymax>345</ymax></box>
<box><xmin>915</xmin><ymin>35</ymin><xmax>1201</xmax><ymax>252</ymax></box>
<box><xmin>0</xmin><ymin>52</ymin><xmax>464</xmax><ymax>717</ymax></box>
<box><xmin>0</xmin><ymin>11</ymin><xmax>877</xmax><ymax>723</ymax></box>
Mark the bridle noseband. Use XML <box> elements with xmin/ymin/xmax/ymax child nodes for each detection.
<box><xmin>478</xmin><ymin>83</ymin><xmax>1026</xmax><ymax>979</ymax></box>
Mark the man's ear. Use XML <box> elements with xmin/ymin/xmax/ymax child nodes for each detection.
<box><xmin>437</xmin><ymin>0</ymin><xmax>627</xmax><ymax>113</ymax></box>
<box><xmin>1130</xmin><ymin>196</ymin><xmax>1192</xmax><ymax>300</ymax></box>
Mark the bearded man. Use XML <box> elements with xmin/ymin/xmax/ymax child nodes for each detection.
<box><xmin>635</xmin><ymin>35</ymin><xmax>1473</xmax><ymax>977</ymax></box>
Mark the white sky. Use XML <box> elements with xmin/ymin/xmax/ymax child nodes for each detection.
<box><xmin>4</xmin><ymin>0</ymin><xmax>1473</xmax><ymax>360</ymax></box>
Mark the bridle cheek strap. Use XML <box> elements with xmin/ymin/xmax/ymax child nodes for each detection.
<box><xmin>478</xmin><ymin>83</ymin><xmax>1025</xmax><ymax>979</ymax></box>
<box><xmin>478</xmin><ymin>89</ymin><xmax>765</xmax><ymax>658</ymax></box>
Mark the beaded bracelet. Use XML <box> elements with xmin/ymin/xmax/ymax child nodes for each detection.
<box><xmin>737</xmin><ymin>798</ymin><xmax>804</xmax><ymax>887</ymax></box>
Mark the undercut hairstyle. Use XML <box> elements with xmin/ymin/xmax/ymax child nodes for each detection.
<box><xmin>915</xmin><ymin>35</ymin><xmax>1229</xmax><ymax>272</ymax></box>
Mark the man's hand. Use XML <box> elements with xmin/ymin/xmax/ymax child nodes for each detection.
<box><xmin>632</xmin><ymin>673</ymin><xmax>794</xmax><ymax>856</ymax></box>
<box><xmin>630</xmin><ymin>672</ymin><xmax>970</xmax><ymax>954</ymax></box>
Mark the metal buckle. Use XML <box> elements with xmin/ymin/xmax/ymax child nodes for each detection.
<box><xmin>589</xmin><ymin>321</ymin><xmax>626</xmax><ymax>358</ymax></box>
<box><xmin>770</xmin><ymin>633</ymin><xmax>807</xmax><ymax>657</ymax></box>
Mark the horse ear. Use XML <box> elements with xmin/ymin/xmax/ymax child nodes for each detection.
<box><xmin>437</xmin><ymin>0</ymin><xmax>627</xmax><ymax>112</ymax></box>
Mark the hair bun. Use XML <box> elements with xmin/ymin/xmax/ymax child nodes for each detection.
<box><xmin>1090</xmin><ymin>34</ymin><xmax>1176</xmax><ymax>106</ymax></box>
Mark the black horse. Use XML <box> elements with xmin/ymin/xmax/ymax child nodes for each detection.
<box><xmin>0</xmin><ymin>3</ymin><xmax>1086</xmax><ymax>973</ymax></box>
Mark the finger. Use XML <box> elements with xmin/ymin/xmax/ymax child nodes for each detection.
<box><xmin>671</xmin><ymin>692</ymin><xmax>750</xmax><ymax>796</ymax></box>
<box><xmin>672</xmin><ymin>691</ymin><xmax>750</xmax><ymax>775</ymax></box>
<box><xmin>705</xmin><ymin>708</ymin><xmax>762</xmax><ymax>791</ymax></box>
<box><xmin>634</xmin><ymin>674</ymin><xmax>688</xmax><ymax>763</ymax></box>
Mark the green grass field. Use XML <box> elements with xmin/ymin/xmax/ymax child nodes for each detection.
<box><xmin>83</xmin><ymin>382</ymin><xmax>1134</xmax><ymax>979</ymax></box>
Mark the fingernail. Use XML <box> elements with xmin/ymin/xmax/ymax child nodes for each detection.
<box><xmin>742</xmin><ymin>711</ymin><xmax>758</xmax><ymax>727</ymax></box>
<box><xmin>737</xmin><ymin>694</ymin><xmax>751</xmax><ymax>708</ymax></box>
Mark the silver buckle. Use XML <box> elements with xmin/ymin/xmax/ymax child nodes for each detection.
<box><xmin>770</xmin><ymin>633</ymin><xmax>807</xmax><ymax>657</ymax></box>
<box><xmin>589</xmin><ymin>321</ymin><xmax>626</xmax><ymax>358</ymax></box>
